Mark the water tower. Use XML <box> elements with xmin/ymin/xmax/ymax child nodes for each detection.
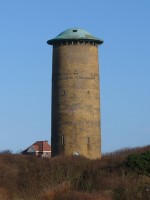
<box><xmin>47</xmin><ymin>28</ymin><xmax>103</xmax><ymax>159</ymax></box>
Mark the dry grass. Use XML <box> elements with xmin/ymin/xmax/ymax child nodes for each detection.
<box><xmin>40</xmin><ymin>182</ymin><xmax>112</xmax><ymax>200</ymax></box>
<box><xmin>0</xmin><ymin>145</ymin><xmax>150</xmax><ymax>200</ymax></box>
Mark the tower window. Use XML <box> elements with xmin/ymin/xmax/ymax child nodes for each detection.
<box><xmin>87</xmin><ymin>136</ymin><xmax>90</xmax><ymax>145</ymax></box>
<box><xmin>73</xmin><ymin>29</ymin><xmax>77</xmax><ymax>32</ymax></box>
<box><xmin>62</xmin><ymin>90</ymin><xmax>66</xmax><ymax>95</ymax></box>
<box><xmin>61</xmin><ymin>135</ymin><xmax>64</xmax><ymax>145</ymax></box>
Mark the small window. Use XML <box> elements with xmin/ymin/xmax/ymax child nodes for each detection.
<box><xmin>62</xmin><ymin>90</ymin><xmax>65</xmax><ymax>95</ymax></box>
<box><xmin>73</xmin><ymin>29</ymin><xmax>77</xmax><ymax>32</ymax></box>
<box><xmin>87</xmin><ymin>136</ymin><xmax>90</xmax><ymax>145</ymax></box>
<box><xmin>61</xmin><ymin>135</ymin><xmax>64</xmax><ymax>145</ymax></box>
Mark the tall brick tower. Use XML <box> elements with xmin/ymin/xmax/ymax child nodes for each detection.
<box><xmin>47</xmin><ymin>28</ymin><xmax>103</xmax><ymax>159</ymax></box>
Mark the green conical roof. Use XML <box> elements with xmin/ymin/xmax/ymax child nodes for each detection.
<box><xmin>47</xmin><ymin>28</ymin><xmax>103</xmax><ymax>45</ymax></box>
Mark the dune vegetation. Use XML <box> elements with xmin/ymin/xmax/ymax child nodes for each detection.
<box><xmin>0</xmin><ymin>145</ymin><xmax>150</xmax><ymax>200</ymax></box>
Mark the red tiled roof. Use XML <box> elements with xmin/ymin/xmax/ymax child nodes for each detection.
<box><xmin>22</xmin><ymin>141</ymin><xmax>51</xmax><ymax>153</ymax></box>
<box><xmin>32</xmin><ymin>141</ymin><xmax>51</xmax><ymax>152</ymax></box>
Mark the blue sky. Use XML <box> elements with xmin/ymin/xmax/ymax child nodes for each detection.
<box><xmin>0</xmin><ymin>1</ymin><xmax>150</xmax><ymax>153</ymax></box>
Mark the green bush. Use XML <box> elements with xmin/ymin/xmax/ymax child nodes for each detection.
<box><xmin>125</xmin><ymin>151</ymin><xmax>150</xmax><ymax>176</ymax></box>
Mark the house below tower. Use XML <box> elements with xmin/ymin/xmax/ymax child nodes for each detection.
<box><xmin>22</xmin><ymin>141</ymin><xmax>51</xmax><ymax>158</ymax></box>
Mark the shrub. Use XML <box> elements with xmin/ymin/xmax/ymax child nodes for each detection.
<box><xmin>125</xmin><ymin>151</ymin><xmax>150</xmax><ymax>176</ymax></box>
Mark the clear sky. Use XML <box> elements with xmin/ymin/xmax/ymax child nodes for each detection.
<box><xmin>0</xmin><ymin>1</ymin><xmax>150</xmax><ymax>153</ymax></box>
